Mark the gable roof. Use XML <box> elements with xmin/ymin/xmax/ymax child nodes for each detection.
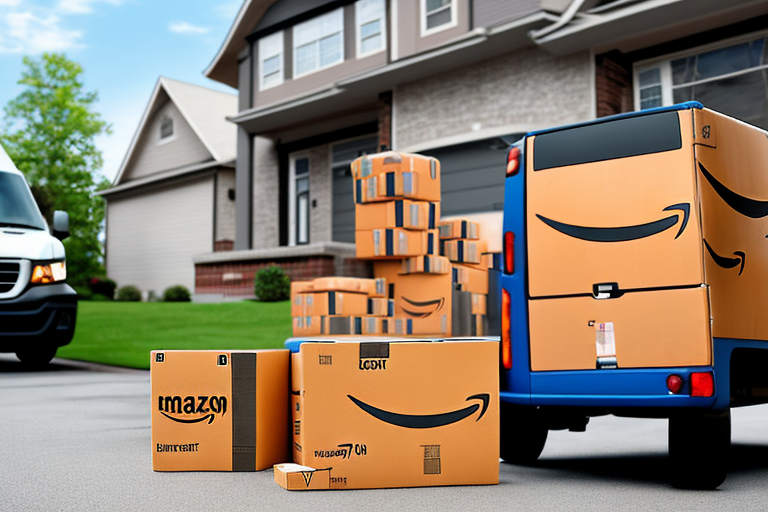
<box><xmin>113</xmin><ymin>77</ymin><xmax>237</xmax><ymax>185</ymax></box>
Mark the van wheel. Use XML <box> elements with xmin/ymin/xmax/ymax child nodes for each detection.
<box><xmin>500</xmin><ymin>403</ymin><xmax>548</xmax><ymax>464</ymax></box>
<box><xmin>16</xmin><ymin>347</ymin><xmax>57</xmax><ymax>368</ymax></box>
<box><xmin>668</xmin><ymin>409</ymin><xmax>730</xmax><ymax>489</ymax></box>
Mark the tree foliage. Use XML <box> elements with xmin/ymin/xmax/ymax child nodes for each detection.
<box><xmin>0</xmin><ymin>53</ymin><xmax>111</xmax><ymax>288</ymax></box>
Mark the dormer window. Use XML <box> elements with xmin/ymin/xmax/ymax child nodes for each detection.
<box><xmin>160</xmin><ymin>116</ymin><xmax>173</xmax><ymax>139</ymax></box>
<box><xmin>421</xmin><ymin>0</ymin><xmax>456</xmax><ymax>35</ymax></box>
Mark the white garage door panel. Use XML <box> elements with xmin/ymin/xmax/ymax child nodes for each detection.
<box><xmin>106</xmin><ymin>178</ymin><xmax>213</xmax><ymax>296</ymax></box>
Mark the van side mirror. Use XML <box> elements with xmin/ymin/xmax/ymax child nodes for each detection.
<box><xmin>53</xmin><ymin>211</ymin><xmax>69</xmax><ymax>241</ymax></box>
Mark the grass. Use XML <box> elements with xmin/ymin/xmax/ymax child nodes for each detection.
<box><xmin>57</xmin><ymin>301</ymin><xmax>292</xmax><ymax>370</ymax></box>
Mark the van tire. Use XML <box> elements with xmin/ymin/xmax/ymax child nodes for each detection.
<box><xmin>668</xmin><ymin>409</ymin><xmax>730</xmax><ymax>489</ymax></box>
<box><xmin>500</xmin><ymin>403</ymin><xmax>548</xmax><ymax>465</ymax></box>
<box><xmin>16</xmin><ymin>347</ymin><xmax>57</xmax><ymax>368</ymax></box>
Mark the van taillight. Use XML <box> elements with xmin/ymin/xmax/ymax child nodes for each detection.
<box><xmin>506</xmin><ymin>147</ymin><xmax>520</xmax><ymax>176</ymax></box>
<box><xmin>504</xmin><ymin>232</ymin><xmax>514</xmax><ymax>274</ymax></box>
<box><xmin>501</xmin><ymin>288</ymin><xmax>512</xmax><ymax>370</ymax></box>
<box><xmin>691</xmin><ymin>372</ymin><xmax>714</xmax><ymax>397</ymax></box>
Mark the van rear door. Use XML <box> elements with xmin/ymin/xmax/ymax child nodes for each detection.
<box><xmin>525</xmin><ymin>109</ymin><xmax>711</xmax><ymax>371</ymax></box>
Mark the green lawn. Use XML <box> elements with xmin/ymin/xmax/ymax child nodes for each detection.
<box><xmin>57</xmin><ymin>301</ymin><xmax>292</xmax><ymax>370</ymax></box>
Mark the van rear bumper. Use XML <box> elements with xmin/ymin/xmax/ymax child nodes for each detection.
<box><xmin>501</xmin><ymin>366</ymin><xmax>719</xmax><ymax>411</ymax></box>
<box><xmin>0</xmin><ymin>283</ymin><xmax>78</xmax><ymax>351</ymax></box>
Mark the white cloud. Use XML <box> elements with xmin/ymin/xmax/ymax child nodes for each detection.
<box><xmin>214</xmin><ymin>2</ymin><xmax>241</xmax><ymax>20</ymax></box>
<box><xmin>0</xmin><ymin>11</ymin><xmax>84</xmax><ymax>54</ymax></box>
<box><xmin>168</xmin><ymin>21</ymin><xmax>210</xmax><ymax>35</ymax></box>
<box><xmin>57</xmin><ymin>0</ymin><xmax>124</xmax><ymax>15</ymax></box>
<box><xmin>0</xmin><ymin>0</ymin><xmax>21</xmax><ymax>7</ymax></box>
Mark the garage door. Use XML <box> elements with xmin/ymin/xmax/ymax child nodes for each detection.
<box><xmin>106</xmin><ymin>176</ymin><xmax>214</xmax><ymax>296</ymax></box>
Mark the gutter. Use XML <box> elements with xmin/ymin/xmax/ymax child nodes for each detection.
<box><xmin>98</xmin><ymin>159</ymin><xmax>235</xmax><ymax>197</ymax></box>
<box><xmin>529</xmin><ymin>0</ymin><xmax>587</xmax><ymax>41</ymax></box>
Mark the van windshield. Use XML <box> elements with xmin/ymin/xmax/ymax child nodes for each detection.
<box><xmin>0</xmin><ymin>173</ymin><xmax>47</xmax><ymax>231</ymax></box>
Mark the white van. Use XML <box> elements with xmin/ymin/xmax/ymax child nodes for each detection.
<box><xmin>0</xmin><ymin>142</ymin><xmax>77</xmax><ymax>366</ymax></box>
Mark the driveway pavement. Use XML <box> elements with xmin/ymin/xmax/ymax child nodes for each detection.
<box><xmin>2</xmin><ymin>354</ymin><xmax>768</xmax><ymax>511</ymax></box>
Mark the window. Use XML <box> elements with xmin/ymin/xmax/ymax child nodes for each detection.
<box><xmin>356</xmin><ymin>0</ymin><xmax>386</xmax><ymax>58</ymax></box>
<box><xmin>289</xmin><ymin>155</ymin><xmax>310</xmax><ymax>245</ymax></box>
<box><xmin>160</xmin><ymin>116</ymin><xmax>173</xmax><ymax>139</ymax></box>
<box><xmin>293</xmin><ymin>9</ymin><xmax>344</xmax><ymax>78</ymax></box>
<box><xmin>259</xmin><ymin>31</ymin><xmax>284</xmax><ymax>90</ymax></box>
<box><xmin>421</xmin><ymin>0</ymin><xmax>456</xmax><ymax>35</ymax></box>
<box><xmin>635</xmin><ymin>35</ymin><xmax>768</xmax><ymax>129</ymax></box>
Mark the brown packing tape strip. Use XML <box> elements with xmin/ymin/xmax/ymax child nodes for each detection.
<box><xmin>232</xmin><ymin>353</ymin><xmax>257</xmax><ymax>471</ymax></box>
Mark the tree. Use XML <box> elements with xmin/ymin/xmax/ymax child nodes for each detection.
<box><xmin>0</xmin><ymin>53</ymin><xmax>111</xmax><ymax>288</ymax></box>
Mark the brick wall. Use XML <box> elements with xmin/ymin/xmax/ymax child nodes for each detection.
<box><xmin>395</xmin><ymin>46</ymin><xmax>592</xmax><ymax>149</ymax></box>
<box><xmin>195</xmin><ymin>256</ymin><xmax>371</xmax><ymax>297</ymax></box>
<box><xmin>595</xmin><ymin>50</ymin><xmax>634</xmax><ymax>118</ymax></box>
<box><xmin>215</xmin><ymin>168</ymin><xmax>236</xmax><ymax>242</ymax></box>
<box><xmin>308</xmin><ymin>144</ymin><xmax>332</xmax><ymax>244</ymax></box>
<box><xmin>252</xmin><ymin>136</ymin><xmax>280</xmax><ymax>249</ymax></box>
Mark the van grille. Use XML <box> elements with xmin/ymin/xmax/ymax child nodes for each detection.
<box><xmin>0</xmin><ymin>262</ymin><xmax>21</xmax><ymax>293</ymax></box>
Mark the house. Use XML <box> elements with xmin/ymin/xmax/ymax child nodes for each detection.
<box><xmin>100</xmin><ymin>77</ymin><xmax>237</xmax><ymax>299</ymax></box>
<box><xmin>195</xmin><ymin>0</ymin><xmax>768</xmax><ymax>297</ymax></box>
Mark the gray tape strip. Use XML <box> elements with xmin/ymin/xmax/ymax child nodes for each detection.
<box><xmin>232</xmin><ymin>353</ymin><xmax>256</xmax><ymax>471</ymax></box>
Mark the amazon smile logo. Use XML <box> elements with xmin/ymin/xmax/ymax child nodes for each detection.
<box><xmin>348</xmin><ymin>393</ymin><xmax>490</xmax><ymax>429</ymax></box>
<box><xmin>157</xmin><ymin>395</ymin><xmax>228</xmax><ymax>424</ymax></box>
<box><xmin>536</xmin><ymin>203</ymin><xmax>690</xmax><ymax>242</ymax></box>
<box><xmin>699</xmin><ymin>163</ymin><xmax>768</xmax><ymax>218</ymax></box>
<box><xmin>704</xmin><ymin>239</ymin><xmax>745</xmax><ymax>275</ymax></box>
<box><xmin>400</xmin><ymin>296</ymin><xmax>444</xmax><ymax>318</ymax></box>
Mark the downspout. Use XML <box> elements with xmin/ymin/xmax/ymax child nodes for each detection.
<box><xmin>528</xmin><ymin>0</ymin><xmax>587</xmax><ymax>41</ymax></box>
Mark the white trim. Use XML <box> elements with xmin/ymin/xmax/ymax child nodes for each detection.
<box><xmin>391</xmin><ymin>0</ymin><xmax>398</xmax><ymax>61</ymax></box>
<box><xmin>420</xmin><ymin>0</ymin><xmax>458</xmax><ymax>37</ymax></box>
<box><xmin>288</xmin><ymin>152</ymin><xmax>310</xmax><ymax>246</ymax></box>
<box><xmin>355</xmin><ymin>0</ymin><xmax>387</xmax><ymax>59</ymax></box>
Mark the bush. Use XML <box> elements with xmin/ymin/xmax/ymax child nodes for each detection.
<box><xmin>254</xmin><ymin>265</ymin><xmax>289</xmax><ymax>302</ymax></box>
<box><xmin>116</xmin><ymin>285</ymin><xmax>142</xmax><ymax>302</ymax></box>
<box><xmin>88</xmin><ymin>276</ymin><xmax>116</xmax><ymax>300</ymax></box>
<box><xmin>73</xmin><ymin>285</ymin><xmax>93</xmax><ymax>301</ymax></box>
<box><xmin>163</xmin><ymin>285</ymin><xmax>191</xmax><ymax>302</ymax></box>
<box><xmin>91</xmin><ymin>293</ymin><xmax>111</xmax><ymax>302</ymax></box>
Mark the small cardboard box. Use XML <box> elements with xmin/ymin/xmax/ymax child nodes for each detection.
<box><xmin>471</xmin><ymin>293</ymin><xmax>487</xmax><ymax>315</ymax></box>
<box><xmin>293</xmin><ymin>316</ymin><xmax>322</xmax><ymax>336</ymax></box>
<box><xmin>351</xmin><ymin>151</ymin><xmax>439</xmax><ymax>183</ymax></box>
<box><xmin>452</xmin><ymin>264</ymin><xmax>489</xmax><ymax>295</ymax></box>
<box><xmin>300</xmin><ymin>291</ymin><xmax>370</xmax><ymax>317</ymax></box>
<box><xmin>375</xmin><ymin>261</ymin><xmax>452</xmax><ymax>335</ymax></box>
<box><xmin>310</xmin><ymin>277</ymin><xmax>387</xmax><ymax>297</ymax></box>
<box><xmin>355</xmin><ymin>170</ymin><xmax>441</xmax><ymax>204</ymax></box>
<box><xmin>443</xmin><ymin>239</ymin><xmax>486</xmax><ymax>265</ymax></box>
<box><xmin>151</xmin><ymin>350</ymin><xmax>289</xmax><ymax>472</ymax></box>
<box><xmin>357</xmin><ymin>229</ymin><xmax>438</xmax><ymax>259</ymax></box>
<box><xmin>283</xmin><ymin>338</ymin><xmax>499</xmax><ymax>490</ymax></box>
<box><xmin>401</xmin><ymin>255</ymin><xmax>451</xmax><ymax>275</ymax></box>
<box><xmin>355</xmin><ymin>200</ymin><xmax>439</xmax><ymax>231</ymax></box>
<box><xmin>439</xmin><ymin>219</ymin><xmax>480</xmax><ymax>240</ymax></box>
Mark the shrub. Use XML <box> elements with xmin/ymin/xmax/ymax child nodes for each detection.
<box><xmin>163</xmin><ymin>285</ymin><xmax>191</xmax><ymax>302</ymax></box>
<box><xmin>254</xmin><ymin>265</ymin><xmax>289</xmax><ymax>302</ymax></box>
<box><xmin>73</xmin><ymin>285</ymin><xmax>93</xmax><ymax>301</ymax></box>
<box><xmin>91</xmin><ymin>293</ymin><xmax>111</xmax><ymax>302</ymax></box>
<box><xmin>116</xmin><ymin>285</ymin><xmax>142</xmax><ymax>302</ymax></box>
<box><xmin>88</xmin><ymin>276</ymin><xmax>116</xmax><ymax>300</ymax></box>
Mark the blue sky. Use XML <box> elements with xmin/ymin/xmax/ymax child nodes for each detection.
<box><xmin>0</xmin><ymin>0</ymin><xmax>241</xmax><ymax>182</ymax></box>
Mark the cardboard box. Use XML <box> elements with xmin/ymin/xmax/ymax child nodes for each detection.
<box><xmin>471</xmin><ymin>293</ymin><xmax>487</xmax><ymax>315</ymax></box>
<box><xmin>375</xmin><ymin>261</ymin><xmax>453</xmax><ymax>335</ymax></box>
<box><xmin>301</xmin><ymin>291</ymin><xmax>370</xmax><ymax>317</ymax></box>
<box><xmin>151</xmin><ymin>350</ymin><xmax>289</xmax><ymax>472</ymax></box>
<box><xmin>357</xmin><ymin>229</ymin><xmax>438</xmax><ymax>259</ymax></box>
<box><xmin>351</xmin><ymin>151</ymin><xmax>439</xmax><ymax>182</ymax></box>
<box><xmin>293</xmin><ymin>316</ymin><xmax>322</xmax><ymax>336</ymax></box>
<box><xmin>285</xmin><ymin>338</ymin><xmax>499</xmax><ymax>490</ymax></box>
<box><xmin>401</xmin><ymin>255</ymin><xmax>451</xmax><ymax>275</ymax></box>
<box><xmin>355</xmin><ymin>200</ymin><xmax>439</xmax><ymax>231</ymax></box>
<box><xmin>310</xmin><ymin>277</ymin><xmax>387</xmax><ymax>298</ymax></box>
<box><xmin>439</xmin><ymin>219</ymin><xmax>480</xmax><ymax>240</ymax></box>
<box><xmin>355</xmin><ymin>170</ymin><xmax>441</xmax><ymax>204</ymax></box>
<box><xmin>452</xmin><ymin>264</ymin><xmax>489</xmax><ymax>295</ymax></box>
<box><xmin>367</xmin><ymin>297</ymin><xmax>395</xmax><ymax>317</ymax></box>
<box><xmin>443</xmin><ymin>239</ymin><xmax>486</xmax><ymax>265</ymax></box>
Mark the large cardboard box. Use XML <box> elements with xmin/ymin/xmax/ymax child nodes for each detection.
<box><xmin>299</xmin><ymin>291</ymin><xmax>370</xmax><ymax>317</ymax></box>
<box><xmin>351</xmin><ymin>151</ymin><xmax>438</xmax><ymax>181</ymax></box>
<box><xmin>151</xmin><ymin>350</ymin><xmax>289</xmax><ymax>471</ymax></box>
<box><xmin>355</xmin><ymin>200</ymin><xmax>439</xmax><ymax>231</ymax></box>
<box><xmin>355</xmin><ymin>170</ymin><xmax>441</xmax><ymax>204</ymax></box>
<box><xmin>401</xmin><ymin>255</ymin><xmax>451</xmax><ymax>275</ymax></box>
<box><xmin>375</xmin><ymin>261</ymin><xmax>453</xmax><ymax>335</ymax></box>
<box><xmin>310</xmin><ymin>277</ymin><xmax>387</xmax><ymax>297</ymax></box>
<box><xmin>283</xmin><ymin>338</ymin><xmax>499</xmax><ymax>490</ymax></box>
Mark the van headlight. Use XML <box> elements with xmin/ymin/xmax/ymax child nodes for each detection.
<box><xmin>30</xmin><ymin>261</ymin><xmax>67</xmax><ymax>284</ymax></box>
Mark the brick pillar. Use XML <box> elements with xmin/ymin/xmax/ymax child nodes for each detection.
<box><xmin>378</xmin><ymin>91</ymin><xmax>393</xmax><ymax>152</ymax></box>
<box><xmin>595</xmin><ymin>51</ymin><xmax>633</xmax><ymax>118</ymax></box>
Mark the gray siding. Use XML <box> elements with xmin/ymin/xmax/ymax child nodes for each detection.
<box><xmin>122</xmin><ymin>98</ymin><xmax>212</xmax><ymax>181</ymax></box>
<box><xmin>106</xmin><ymin>176</ymin><xmax>214</xmax><ymax>296</ymax></box>
<box><xmin>252</xmin><ymin>137</ymin><xmax>280</xmax><ymax>249</ymax></box>
<box><xmin>254</xmin><ymin>0</ymin><xmax>340</xmax><ymax>33</ymax></box>
<box><xmin>395</xmin><ymin>0</ymin><xmax>470</xmax><ymax>60</ymax></box>
<box><xmin>395</xmin><ymin>46</ymin><xmax>593</xmax><ymax>150</ymax></box>
<box><xmin>472</xmin><ymin>0</ymin><xmax>539</xmax><ymax>28</ymax></box>
<box><xmin>215</xmin><ymin>168</ymin><xmax>236</xmax><ymax>243</ymax></box>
